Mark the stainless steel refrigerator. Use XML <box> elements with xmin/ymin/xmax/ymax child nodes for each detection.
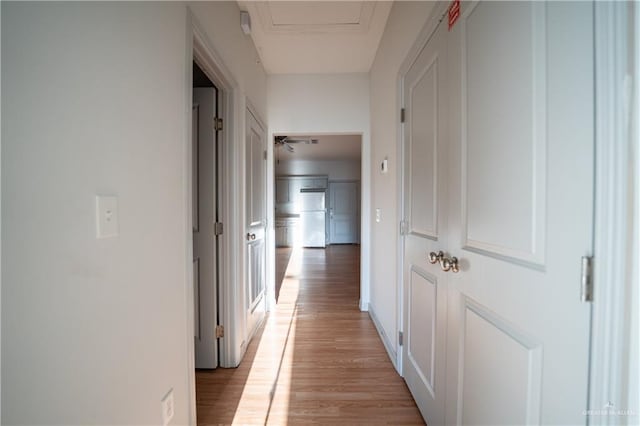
<box><xmin>299</xmin><ymin>188</ymin><xmax>326</xmax><ymax>248</ymax></box>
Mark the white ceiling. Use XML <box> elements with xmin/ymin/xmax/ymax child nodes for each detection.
<box><xmin>238</xmin><ymin>1</ymin><xmax>393</xmax><ymax>74</ymax></box>
<box><xmin>275</xmin><ymin>134</ymin><xmax>362</xmax><ymax>161</ymax></box>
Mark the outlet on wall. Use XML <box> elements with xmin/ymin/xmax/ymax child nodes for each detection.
<box><xmin>161</xmin><ymin>388</ymin><xmax>174</xmax><ymax>426</ymax></box>
<box><xmin>376</xmin><ymin>208</ymin><xmax>381</xmax><ymax>223</ymax></box>
<box><xmin>95</xmin><ymin>195</ymin><xmax>119</xmax><ymax>238</ymax></box>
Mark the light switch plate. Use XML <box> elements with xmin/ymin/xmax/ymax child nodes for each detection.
<box><xmin>96</xmin><ymin>195</ymin><xmax>118</xmax><ymax>238</ymax></box>
<box><xmin>381</xmin><ymin>158</ymin><xmax>388</xmax><ymax>174</ymax></box>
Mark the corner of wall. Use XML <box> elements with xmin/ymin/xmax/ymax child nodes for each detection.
<box><xmin>368</xmin><ymin>304</ymin><xmax>398</xmax><ymax>372</ymax></box>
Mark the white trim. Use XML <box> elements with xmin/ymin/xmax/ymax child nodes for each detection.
<box><xmin>589</xmin><ymin>2</ymin><xmax>638</xmax><ymax>423</ymax></box>
<box><xmin>359</xmin><ymin>130</ymin><xmax>371</xmax><ymax>312</ymax></box>
<box><xmin>266</xmin><ymin>135</ymin><xmax>276</xmax><ymax>313</ymax></box>
<box><xmin>396</xmin><ymin>1</ymin><xmax>449</xmax><ymax>376</ymax></box>
<box><xmin>191</xmin><ymin>11</ymin><xmax>247</xmax><ymax>369</ymax></box>
<box><xmin>628</xmin><ymin>3</ymin><xmax>640</xmax><ymax>419</ymax></box>
<box><xmin>183</xmin><ymin>11</ymin><xmax>246</xmax><ymax>423</ymax></box>
<box><xmin>368</xmin><ymin>304</ymin><xmax>398</xmax><ymax>371</ymax></box>
<box><xmin>249</xmin><ymin>1</ymin><xmax>376</xmax><ymax>35</ymax></box>
<box><xmin>182</xmin><ymin>13</ymin><xmax>196</xmax><ymax>426</ymax></box>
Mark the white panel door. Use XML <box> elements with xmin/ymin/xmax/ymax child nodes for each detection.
<box><xmin>193</xmin><ymin>87</ymin><xmax>218</xmax><ymax>369</ymax></box>
<box><xmin>402</xmin><ymin>17</ymin><xmax>448</xmax><ymax>426</ymax></box>
<box><xmin>329</xmin><ymin>181</ymin><xmax>359</xmax><ymax>244</ymax></box>
<box><xmin>444</xmin><ymin>2</ymin><xmax>594</xmax><ymax>424</ymax></box>
<box><xmin>245</xmin><ymin>109</ymin><xmax>267</xmax><ymax>337</ymax></box>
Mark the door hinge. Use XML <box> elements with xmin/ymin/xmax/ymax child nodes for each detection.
<box><xmin>399</xmin><ymin>331</ymin><xmax>404</xmax><ymax>346</ymax></box>
<box><xmin>264</xmin><ymin>150</ymin><xmax>267</xmax><ymax>160</ymax></box>
<box><xmin>580</xmin><ymin>256</ymin><xmax>593</xmax><ymax>302</ymax></box>
<box><xmin>214</xmin><ymin>117</ymin><xmax>223</xmax><ymax>132</ymax></box>
<box><xmin>400</xmin><ymin>220</ymin><xmax>409</xmax><ymax>236</ymax></box>
<box><xmin>400</xmin><ymin>108</ymin><xmax>406</xmax><ymax>123</ymax></box>
<box><xmin>215</xmin><ymin>325</ymin><xmax>224</xmax><ymax>338</ymax></box>
<box><xmin>214</xmin><ymin>222</ymin><xmax>224</xmax><ymax>236</ymax></box>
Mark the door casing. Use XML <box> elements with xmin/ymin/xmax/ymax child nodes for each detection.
<box><xmin>184</xmin><ymin>11</ymin><xmax>253</xmax><ymax>425</ymax></box>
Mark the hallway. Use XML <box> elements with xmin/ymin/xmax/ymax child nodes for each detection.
<box><xmin>196</xmin><ymin>245</ymin><xmax>424</xmax><ymax>425</ymax></box>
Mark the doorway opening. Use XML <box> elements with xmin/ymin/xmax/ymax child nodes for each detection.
<box><xmin>273</xmin><ymin>134</ymin><xmax>362</xmax><ymax>303</ymax></box>
<box><xmin>192</xmin><ymin>61</ymin><xmax>222</xmax><ymax>370</ymax></box>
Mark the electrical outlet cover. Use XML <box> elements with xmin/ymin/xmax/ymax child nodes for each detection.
<box><xmin>96</xmin><ymin>195</ymin><xmax>118</xmax><ymax>238</ymax></box>
<box><xmin>161</xmin><ymin>388</ymin><xmax>174</xmax><ymax>426</ymax></box>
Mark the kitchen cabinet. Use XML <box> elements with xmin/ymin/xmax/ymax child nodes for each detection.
<box><xmin>275</xmin><ymin>217</ymin><xmax>299</xmax><ymax>247</ymax></box>
<box><xmin>275</xmin><ymin>175</ymin><xmax>328</xmax><ymax>214</ymax></box>
<box><xmin>275</xmin><ymin>225</ymin><xmax>287</xmax><ymax>247</ymax></box>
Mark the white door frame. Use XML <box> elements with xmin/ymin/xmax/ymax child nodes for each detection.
<box><xmin>394</xmin><ymin>0</ymin><xmax>639</xmax><ymax>418</ymax></box>
<box><xmin>266</xmin><ymin>132</ymin><xmax>369</xmax><ymax>312</ymax></box>
<box><xmin>183</xmin><ymin>11</ymin><xmax>248</xmax><ymax>425</ymax></box>
<box><xmin>589</xmin><ymin>1</ymin><xmax>639</xmax><ymax>420</ymax></box>
<box><xmin>396</xmin><ymin>2</ymin><xmax>449</xmax><ymax>374</ymax></box>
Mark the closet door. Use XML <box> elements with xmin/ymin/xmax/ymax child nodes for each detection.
<box><xmin>401</xmin><ymin>17</ymin><xmax>449</xmax><ymax>426</ymax></box>
<box><xmin>445</xmin><ymin>2</ymin><xmax>595</xmax><ymax>424</ymax></box>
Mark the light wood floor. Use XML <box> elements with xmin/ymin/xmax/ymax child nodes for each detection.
<box><xmin>196</xmin><ymin>245</ymin><xmax>425</xmax><ymax>425</ymax></box>
<box><xmin>275</xmin><ymin>247</ymin><xmax>293</xmax><ymax>302</ymax></box>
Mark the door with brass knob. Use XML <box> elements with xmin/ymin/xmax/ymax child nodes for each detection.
<box><xmin>245</xmin><ymin>107</ymin><xmax>267</xmax><ymax>339</ymax></box>
<box><xmin>443</xmin><ymin>2</ymin><xmax>595</xmax><ymax>424</ymax></box>
<box><xmin>400</xmin><ymin>17</ymin><xmax>449</xmax><ymax>426</ymax></box>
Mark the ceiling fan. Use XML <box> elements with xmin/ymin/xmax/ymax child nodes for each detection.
<box><xmin>274</xmin><ymin>135</ymin><xmax>319</xmax><ymax>153</ymax></box>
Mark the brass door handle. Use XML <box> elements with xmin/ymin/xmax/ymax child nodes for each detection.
<box><xmin>428</xmin><ymin>251</ymin><xmax>459</xmax><ymax>273</ymax></box>
<box><xmin>429</xmin><ymin>251</ymin><xmax>444</xmax><ymax>264</ymax></box>
<box><xmin>441</xmin><ymin>256</ymin><xmax>459</xmax><ymax>273</ymax></box>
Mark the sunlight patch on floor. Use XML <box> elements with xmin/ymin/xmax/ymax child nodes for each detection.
<box><xmin>284</xmin><ymin>246</ymin><xmax>304</xmax><ymax>278</ymax></box>
<box><xmin>232</xmin><ymin>246</ymin><xmax>303</xmax><ymax>425</ymax></box>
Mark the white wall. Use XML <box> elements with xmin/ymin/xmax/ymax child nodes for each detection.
<box><xmin>368</xmin><ymin>1</ymin><xmax>435</xmax><ymax>367</ymax></box>
<box><xmin>1</xmin><ymin>2</ymin><xmax>266</xmax><ymax>424</ymax></box>
<box><xmin>188</xmin><ymin>1</ymin><xmax>267</xmax><ymax>119</ymax></box>
<box><xmin>276</xmin><ymin>159</ymin><xmax>361</xmax><ymax>181</ymax></box>
<box><xmin>268</xmin><ymin>74</ymin><xmax>370</xmax><ymax>309</ymax></box>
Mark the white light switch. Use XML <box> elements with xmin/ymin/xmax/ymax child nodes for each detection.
<box><xmin>96</xmin><ymin>195</ymin><xmax>118</xmax><ymax>238</ymax></box>
<box><xmin>376</xmin><ymin>208</ymin><xmax>381</xmax><ymax>223</ymax></box>
<box><xmin>381</xmin><ymin>158</ymin><xmax>388</xmax><ymax>174</ymax></box>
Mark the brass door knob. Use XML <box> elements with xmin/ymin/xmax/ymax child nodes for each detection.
<box><xmin>441</xmin><ymin>256</ymin><xmax>459</xmax><ymax>273</ymax></box>
<box><xmin>429</xmin><ymin>251</ymin><xmax>444</xmax><ymax>264</ymax></box>
<box><xmin>428</xmin><ymin>251</ymin><xmax>459</xmax><ymax>273</ymax></box>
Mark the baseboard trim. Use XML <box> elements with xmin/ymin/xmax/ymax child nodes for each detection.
<box><xmin>368</xmin><ymin>304</ymin><xmax>398</xmax><ymax>372</ymax></box>
<box><xmin>359</xmin><ymin>298</ymin><xmax>369</xmax><ymax>311</ymax></box>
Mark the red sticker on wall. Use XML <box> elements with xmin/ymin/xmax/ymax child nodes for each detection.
<box><xmin>448</xmin><ymin>0</ymin><xmax>460</xmax><ymax>31</ymax></box>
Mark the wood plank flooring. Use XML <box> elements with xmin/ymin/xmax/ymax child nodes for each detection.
<box><xmin>196</xmin><ymin>245</ymin><xmax>425</xmax><ymax>425</ymax></box>
<box><xmin>275</xmin><ymin>247</ymin><xmax>293</xmax><ymax>302</ymax></box>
